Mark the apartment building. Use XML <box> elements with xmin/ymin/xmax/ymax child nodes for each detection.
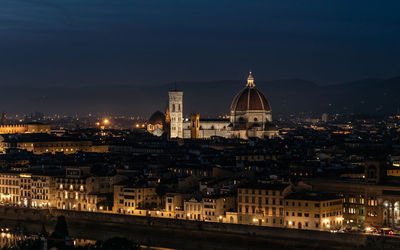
<box><xmin>237</xmin><ymin>183</ymin><xmax>292</xmax><ymax>227</ymax></box>
<box><xmin>284</xmin><ymin>192</ymin><xmax>343</xmax><ymax>230</ymax></box>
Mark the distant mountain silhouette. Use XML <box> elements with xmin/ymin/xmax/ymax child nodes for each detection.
<box><xmin>0</xmin><ymin>77</ymin><xmax>399</xmax><ymax>117</ymax></box>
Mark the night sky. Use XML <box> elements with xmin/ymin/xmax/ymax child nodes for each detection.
<box><xmin>1</xmin><ymin>0</ymin><xmax>400</xmax><ymax>87</ymax></box>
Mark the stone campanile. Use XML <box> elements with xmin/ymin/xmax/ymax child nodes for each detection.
<box><xmin>1</xmin><ymin>112</ymin><xmax>6</xmax><ymax>125</ymax></box>
<box><xmin>168</xmin><ymin>90</ymin><xmax>183</xmax><ymax>138</ymax></box>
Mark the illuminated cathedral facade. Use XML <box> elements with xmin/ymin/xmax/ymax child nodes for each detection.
<box><xmin>147</xmin><ymin>72</ymin><xmax>279</xmax><ymax>140</ymax></box>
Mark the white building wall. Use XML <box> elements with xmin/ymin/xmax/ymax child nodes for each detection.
<box><xmin>182</xmin><ymin>120</ymin><xmax>232</xmax><ymax>139</ymax></box>
<box><xmin>169</xmin><ymin>91</ymin><xmax>183</xmax><ymax>138</ymax></box>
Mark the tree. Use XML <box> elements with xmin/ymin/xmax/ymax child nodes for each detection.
<box><xmin>51</xmin><ymin>216</ymin><xmax>69</xmax><ymax>239</ymax></box>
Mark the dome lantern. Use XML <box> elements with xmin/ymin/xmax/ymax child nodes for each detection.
<box><xmin>246</xmin><ymin>71</ymin><xmax>255</xmax><ymax>88</ymax></box>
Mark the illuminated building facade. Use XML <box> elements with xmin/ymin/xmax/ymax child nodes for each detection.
<box><xmin>284</xmin><ymin>192</ymin><xmax>343</xmax><ymax>230</ymax></box>
<box><xmin>0</xmin><ymin>123</ymin><xmax>51</xmax><ymax>134</ymax></box>
<box><xmin>184</xmin><ymin>196</ymin><xmax>236</xmax><ymax>222</ymax></box>
<box><xmin>165</xmin><ymin>193</ymin><xmax>184</xmax><ymax>218</ymax></box>
<box><xmin>31</xmin><ymin>175</ymin><xmax>54</xmax><ymax>208</ymax></box>
<box><xmin>0</xmin><ymin>134</ymin><xmax>108</xmax><ymax>154</ymax></box>
<box><xmin>0</xmin><ymin>173</ymin><xmax>20</xmax><ymax>204</ymax></box>
<box><xmin>55</xmin><ymin>167</ymin><xmax>114</xmax><ymax>212</ymax></box>
<box><xmin>237</xmin><ymin>183</ymin><xmax>291</xmax><ymax>227</ymax></box>
<box><xmin>19</xmin><ymin>174</ymin><xmax>32</xmax><ymax>207</ymax></box>
<box><xmin>184</xmin><ymin>198</ymin><xmax>203</xmax><ymax>220</ymax></box>
<box><xmin>113</xmin><ymin>185</ymin><xmax>161</xmax><ymax>214</ymax></box>
<box><xmin>308</xmin><ymin>179</ymin><xmax>400</xmax><ymax>229</ymax></box>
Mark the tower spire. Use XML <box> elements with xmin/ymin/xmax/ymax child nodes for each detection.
<box><xmin>1</xmin><ymin>112</ymin><xmax>6</xmax><ymax>125</ymax></box>
<box><xmin>246</xmin><ymin>71</ymin><xmax>255</xmax><ymax>88</ymax></box>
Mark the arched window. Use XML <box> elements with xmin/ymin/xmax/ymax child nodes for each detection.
<box><xmin>172</xmin><ymin>104</ymin><xmax>175</xmax><ymax>112</ymax></box>
<box><xmin>254</xmin><ymin>118</ymin><xmax>258</xmax><ymax>122</ymax></box>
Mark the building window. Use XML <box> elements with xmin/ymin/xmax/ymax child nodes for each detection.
<box><xmin>348</xmin><ymin>208</ymin><xmax>356</xmax><ymax>214</ymax></box>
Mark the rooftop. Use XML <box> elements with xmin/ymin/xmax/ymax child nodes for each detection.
<box><xmin>285</xmin><ymin>192</ymin><xmax>341</xmax><ymax>201</ymax></box>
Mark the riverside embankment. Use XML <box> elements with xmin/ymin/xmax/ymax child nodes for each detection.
<box><xmin>0</xmin><ymin>206</ymin><xmax>397</xmax><ymax>249</ymax></box>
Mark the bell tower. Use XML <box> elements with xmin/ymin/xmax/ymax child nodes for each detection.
<box><xmin>190</xmin><ymin>113</ymin><xmax>200</xmax><ymax>139</ymax></box>
<box><xmin>1</xmin><ymin>112</ymin><xmax>6</xmax><ymax>125</ymax></box>
<box><xmin>168</xmin><ymin>90</ymin><xmax>183</xmax><ymax>138</ymax></box>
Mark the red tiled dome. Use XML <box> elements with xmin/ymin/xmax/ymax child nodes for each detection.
<box><xmin>230</xmin><ymin>87</ymin><xmax>271</xmax><ymax>112</ymax></box>
<box><xmin>148</xmin><ymin>111</ymin><xmax>165</xmax><ymax>125</ymax></box>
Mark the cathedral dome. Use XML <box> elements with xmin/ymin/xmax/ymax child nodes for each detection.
<box><xmin>148</xmin><ymin>111</ymin><xmax>166</xmax><ymax>125</ymax></box>
<box><xmin>230</xmin><ymin>72</ymin><xmax>271</xmax><ymax>113</ymax></box>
